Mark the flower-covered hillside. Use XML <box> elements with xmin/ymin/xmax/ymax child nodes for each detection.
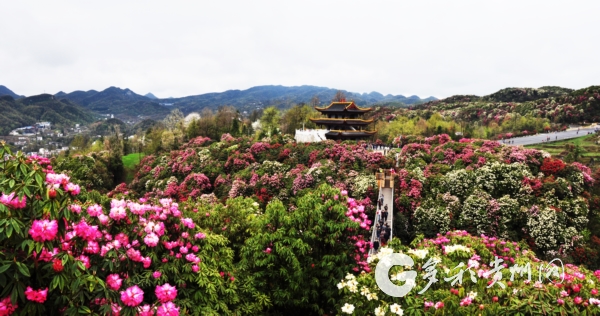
<box><xmin>337</xmin><ymin>231</ymin><xmax>600</xmax><ymax>315</ymax></box>
<box><xmin>391</xmin><ymin>134</ymin><xmax>598</xmax><ymax>266</ymax></box>
<box><xmin>129</xmin><ymin>134</ymin><xmax>392</xmax><ymax>205</ymax></box>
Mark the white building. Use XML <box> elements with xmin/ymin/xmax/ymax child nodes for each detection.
<box><xmin>295</xmin><ymin>129</ymin><xmax>328</xmax><ymax>143</ymax></box>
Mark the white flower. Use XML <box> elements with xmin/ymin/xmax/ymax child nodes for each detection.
<box><xmin>408</xmin><ymin>249</ymin><xmax>429</xmax><ymax>259</ymax></box>
<box><xmin>341</xmin><ymin>303</ymin><xmax>355</xmax><ymax>314</ymax></box>
<box><xmin>374</xmin><ymin>306</ymin><xmax>386</xmax><ymax>316</ymax></box>
<box><xmin>590</xmin><ymin>298</ymin><xmax>600</xmax><ymax>306</ymax></box>
<box><xmin>345</xmin><ymin>274</ymin><xmax>356</xmax><ymax>280</ymax></box>
<box><xmin>468</xmin><ymin>291</ymin><xmax>477</xmax><ymax>299</ymax></box>
<box><xmin>444</xmin><ymin>244</ymin><xmax>471</xmax><ymax>254</ymax></box>
<box><xmin>368</xmin><ymin>293</ymin><xmax>378</xmax><ymax>301</ymax></box>
<box><xmin>390</xmin><ymin>303</ymin><xmax>404</xmax><ymax>315</ymax></box>
<box><xmin>337</xmin><ymin>281</ymin><xmax>346</xmax><ymax>289</ymax></box>
<box><xmin>360</xmin><ymin>287</ymin><xmax>371</xmax><ymax>297</ymax></box>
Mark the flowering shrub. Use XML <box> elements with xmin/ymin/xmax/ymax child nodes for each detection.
<box><xmin>0</xmin><ymin>143</ymin><xmax>246</xmax><ymax>315</ymax></box>
<box><xmin>337</xmin><ymin>231</ymin><xmax>600</xmax><ymax>315</ymax></box>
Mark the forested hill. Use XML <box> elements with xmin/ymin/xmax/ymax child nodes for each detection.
<box><xmin>0</xmin><ymin>94</ymin><xmax>96</xmax><ymax>135</ymax></box>
<box><xmin>56</xmin><ymin>87</ymin><xmax>171</xmax><ymax>119</ymax></box>
<box><xmin>412</xmin><ymin>85</ymin><xmax>600</xmax><ymax>124</ymax></box>
<box><xmin>160</xmin><ymin>85</ymin><xmax>437</xmax><ymax>113</ymax></box>
<box><xmin>0</xmin><ymin>85</ymin><xmax>23</xmax><ymax>99</ymax></box>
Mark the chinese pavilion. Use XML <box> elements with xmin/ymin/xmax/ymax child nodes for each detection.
<box><xmin>309</xmin><ymin>100</ymin><xmax>376</xmax><ymax>140</ymax></box>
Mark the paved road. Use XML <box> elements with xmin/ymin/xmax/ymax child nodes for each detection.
<box><xmin>503</xmin><ymin>127</ymin><xmax>598</xmax><ymax>146</ymax></box>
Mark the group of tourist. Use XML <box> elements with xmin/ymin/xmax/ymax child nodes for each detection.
<box><xmin>371</xmin><ymin>195</ymin><xmax>390</xmax><ymax>252</ymax></box>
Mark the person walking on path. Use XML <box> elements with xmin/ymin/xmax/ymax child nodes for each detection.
<box><xmin>376</xmin><ymin>223</ymin><xmax>382</xmax><ymax>239</ymax></box>
<box><xmin>372</xmin><ymin>239</ymin><xmax>380</xmax><ymax>252</ymax></box>
<box><xmin>382</xmin><ymin>204</ymin><xmax>389</xmax><ymax>222</ymax></box>
<box><xmin>379</xmin><ymin>231</ymin><xmax>387</xmax><ymax>246</ymax></box>
<box><xmin>378</xmin><ymin>195</ymin><xmax>384</xmax><ymax>210</ymax></box>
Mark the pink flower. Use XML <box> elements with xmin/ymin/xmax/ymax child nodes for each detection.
<box><xmin>434</xmin><ymin>301</ymin><xmax>444</xmax><ymax>309</ymax></box>
<box><xmin>144</xmin><ymin>233</ymin><xmax>160</xmax><ymax>247</ymax></box>
<box><xmin>156</xmin><ymin>302</ymin><xmax>180</xmax><ymax>316</ymax></box>
<box><xmin>142</xmin><ymin>256</ymin><xmax>152</xmax><ymax>268</ymax></box>
<box><xmin>557</xmin><ymin>299</ymin><xmax>565</xmax><ymax>305</ymax></box>
<box><xmin>138</xmin><ymin>305</ymin><xmax>154</xmax><ymax>316</ymax></box>
<box><xmin>155</xmin><ymin>283</ymin><xmax>177</xmax><ymax>303</ymax></box>
<box><xmin>120</xmin><ymin>285</ymin><xmax>144</xmax><ymax>307</ymax></box>
<box><xmin>264</xmin><ymin>247</ymin><xmax>272</xmax><ymax>254</ymax></box>
<box><xmin>24</xmin><ymin>287</ymin><xmax>48</xmax><ymax>303</ymax></box>
<box><xmin>109</xmin><ymin>206</ymin><xmax>127</xmax><ymax>220</ymax></box>
<box><xmin>192</xmin><ymin>265</ymin><xmax>199</xmax><ymax>272</ymax></box>
<box><xmin>69</xmin><ymin>204</ymin><xmax>82</xmax><ymax>214</ymax></box>
<box><xmin>0</xmin><ymin>296</ymin><xmax>18</xmax><ymax>315</ymax></box>
<box><xmin>84</xmin><ymin>241</ymin><xmax>100</xmax><ymax>254</ymax></box>
<box><xmin>107</xmin><ymin>274</ymin><xmax>123</xmax><ymax>291</ymax></box>
<box><xmin>153</xmin><ymin>271</ymin><xmax>162</xmax><ymax>279</ymax></box>
<box><xmin>575</xmin><ymin>297</ymin><xmax>583</xmax><ymax>305</ymax></box>
<box><xmin>29</xmin><ymin>219</ymin><xmax>58</xmax><ymax>242</ymax></box>
<box><xmin>77</xmin><ymin>255</ymin><xmax>91</xmax><ymax>269</ymax></box>
<box><xmin>460</xmin><ymin>297</ymin><xmax>472</xmax><ymax>306</ymax></box>
<box><xmin>65</xmin><ymin>183</ymin><xmax>80</xmax><ymax>195</ymax></box>
<box><xmin>87</xmin><ymin>204</ymin><xmax>103</xmax><ymax>217</ymax></box>
<box><xmin>97</xmin><ymin>214</ymin><xmax>109</xmax><ymax>225</ymax></box>
<box><xmin>195</xmin><ymin>232</ymin><xmax>206</xmax><ymax>240</ymax></box>
<box><xmin>592</xmin><ymin>289</ymin><xmax>599</xmax><ymax>295</ymax></box>
<box><xmin>181</xmin><ymin>218</ymin><xmax>195</xmax><ymax>229</ymax></box>
<box><xmin>0</xmin><ymin>192</ymin><xmax>26</xmax><ymax>209</ymax></box>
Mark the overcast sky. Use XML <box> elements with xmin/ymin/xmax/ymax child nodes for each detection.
<box><xmin>1</xmin><ymin>1</ymin><xmax>598</xmax><ymax>99</ymax></box>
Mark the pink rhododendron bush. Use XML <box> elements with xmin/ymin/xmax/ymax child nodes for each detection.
<box><xmin>0</xmin><ymin>144</ymin><xmax>240</xmax><ymax>315</ymax></box>
<box><xmin>129</xmin><ymin>135</ymin><xmax>391</xmax><ymax>205</ymax></box>
<box><xmin>338</xmin><ymin>231</ymin><xmax>600</xmax><ymax>315</ymax></box>
<box><xmin>0</xmin><ymin>141</ymin><xmax>378</xmax><ymax>315</ymax></box>
<box><xmin>391</xmin><ymin>134</ymin><xmax>598</xmax><ymax>265</ymax></box>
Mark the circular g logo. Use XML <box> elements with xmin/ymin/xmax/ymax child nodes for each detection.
<box><xmin>375</xmin><ymin>253</ymin><xmax>417</xmax><ymax>297</ymax></box>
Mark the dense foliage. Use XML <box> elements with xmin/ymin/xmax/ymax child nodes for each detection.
<box><xmin>4</xmin><ymin>128</ymin><xmax>600</xmax><ymax>315</ymax></box>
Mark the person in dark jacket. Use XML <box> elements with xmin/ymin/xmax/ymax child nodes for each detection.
<box><xmin>384</xmin><ymin>224</ymin><xmax>391</xmax><ymax>239</ymax></box>
<box><xmin>379</xmin><ymin>232</ymin><xmax>387</xmax><ymax>246</ymax></box>
<box><xmin>382</xmin><ymin>205</ymin><xmax>389</xmax><ymax>222</ymax></box>
<box><xmin>373</xmin><ymin>239</ymin><xmax>380</xmax><ymax>252</ymax></box>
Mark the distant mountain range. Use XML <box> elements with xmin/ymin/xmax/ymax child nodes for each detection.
<box><xmin>0</xmin><ymin>85</ymin><xmax>438</xmax><ymax>120</ymax></box>
<box><xmin>0</xmin><ymin>94</ymin><xmax>95</xmax><ymax>135</ymax></box>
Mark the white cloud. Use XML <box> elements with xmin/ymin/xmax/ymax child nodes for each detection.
<box><xmin>0</xmin><ymin>0</ymin><xmax>599</xmax><ymax>99</ymax></box>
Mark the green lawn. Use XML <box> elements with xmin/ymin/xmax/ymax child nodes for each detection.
<box><xmin>122</xmin><ymin>153</ymin><xmax>145</xmax><ymax>183</ymax></box>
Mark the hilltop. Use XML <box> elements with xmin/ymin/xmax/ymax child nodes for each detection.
<box><xmin>161</xmin><ymin>85</ymin><xmax>436</xmax><ymax>113</ymax></box>
<box><xmin>0</xmin><ymin>94</ymin><xmax>96</xmax><ymax>135</ymax></box>
<box><xmin>0</xmin><ymin>85</ymin><xmax>23</xmax><ymax>99</ymax></box>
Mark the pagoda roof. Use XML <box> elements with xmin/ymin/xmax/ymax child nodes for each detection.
<box><xmin>309</xmin><ymin>118</ymin><xmax>373</xmax><ymax>125</ymax></box>
<box><xmin>315</xmin><ymin>101</ymin><xmax>372</xmax><ymax>113</ymax></box>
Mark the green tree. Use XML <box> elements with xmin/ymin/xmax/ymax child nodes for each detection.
<box><xmin>239</xmin><ymin>184</ymin><xmax>359</xmax><ymax>314</ymax></box>
<box><xmin>281</xmin><ymin>104</ymin><xmax>318</xmax><ymax>134</ymax></box>
<box><xmin>259</xmin><ymin>107</ymin><xmax>281</xmax><ymax>136</ymax></box>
